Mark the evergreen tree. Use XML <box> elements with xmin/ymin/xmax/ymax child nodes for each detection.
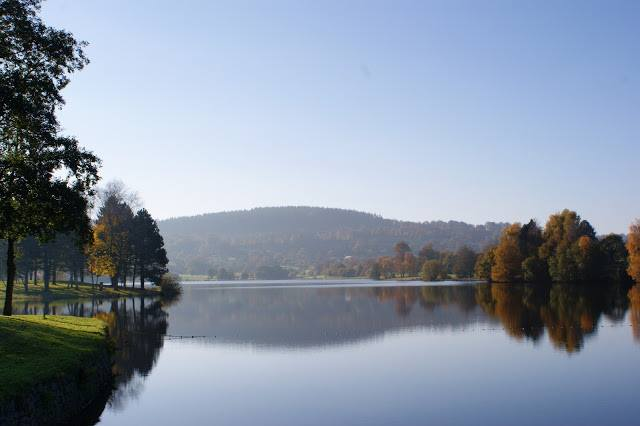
<box><xmin>518</xmin><ymin>219</ymin><xmax>547</xmax><ymax>282</ymax></box>
<box><xmin>132</xmin><ymin>209</ymin><xmax>168</xmax><ymax>288</ymax></box>
<box><xmin>598</xmin><ymin>234</ymin><xmax>629</xmax><ymax>282</ymax></box>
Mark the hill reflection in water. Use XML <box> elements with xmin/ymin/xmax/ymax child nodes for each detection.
<box><xmin>19</xmin><ymin>280</ymin><xmax>639</xmax><ymax>425</ymax></box>
<box><xmin>167</xmin><ymin>281</ymin><xmax>634</xmax><ymax>353</ymax></box>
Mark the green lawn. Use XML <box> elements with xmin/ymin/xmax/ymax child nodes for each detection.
<box><xmin>178</xmin><ymin>274</ymin><xmax>209</xmax><ymax>281</ymax></box>
<box><xmin>0</xmin><ymin>315</ymin><xmax>109</xmax><ymax>401</ymax></box>
<box><xmin>0</xmin><ymin>281</ymin><xmax>159</xmax><ymax>303</ymax></box>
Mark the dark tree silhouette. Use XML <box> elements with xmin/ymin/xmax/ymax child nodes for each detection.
<box><xmin>1</xmin><ymin>0</ymin><xmax>99</xmax><ymax>315</ymax></box>
<box><xmin>132</xmin><ymin>209</ymin><xmax>168</xmax><ymax>288</ymax></box>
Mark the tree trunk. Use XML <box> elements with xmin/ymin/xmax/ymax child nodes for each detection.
<box><xmin>140</xmin><ymin>267</ymin><xmax>145</xmax><ymax>290</ymax></box>
<box><xmin>3</xmin><ymin>238</ymin><xmax>16</xmax><ymax>316</ymax></box>
<box><xmin>132</xmin><ymin>263</ymin><xmax>137</xmax><ymax>288</ymax></box>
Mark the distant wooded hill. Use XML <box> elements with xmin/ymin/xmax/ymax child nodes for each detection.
<box><xmin>158</xmin><ymin>206</ymin><xmax>507</xmax><ymax>275</ymax></box>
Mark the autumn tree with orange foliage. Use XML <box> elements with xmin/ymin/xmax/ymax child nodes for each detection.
<box><xmin>627</xmin><ymin>220</ymin><xmax>640</xmax><ymax>283</ymax></box>
<box><xmin>491</xmin><ymin>224</ymin><xmax>524</xmax><ymax>283</ymax></box>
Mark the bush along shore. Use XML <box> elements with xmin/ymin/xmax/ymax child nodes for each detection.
<box><xmin>0</xmin><ymin>316</ymin><xmax>114</xmax><ymax>425</ymax></box>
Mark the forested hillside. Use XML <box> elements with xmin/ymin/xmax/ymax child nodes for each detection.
<box><xmin>159</xmin><ymin>207</ymin><xmax>506</xmax><ymax>276</ymax></box>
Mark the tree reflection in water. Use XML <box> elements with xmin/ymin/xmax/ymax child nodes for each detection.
<box><xmin>372</xmin><ymin>282</ymin><xmax>633</xmax><ymax>353</ymax></box>
<box><xmin>95</xmin><ymin>296</ymin><xmax>170</xmax><ymax>411</ymax></box>
<box><xmin>628</xmin><ymin>284</ymin><xmax>640</xmax><ymax>341</ymax></box>
<box><xmin>11</xmin><ymin>280</ymin><xmax>639</xmax><ymax>423</ymax></box>
<box><xmin>14</xmin><ymin>295</ymin><xmax>172</xmax><ymax>415</ymax></box>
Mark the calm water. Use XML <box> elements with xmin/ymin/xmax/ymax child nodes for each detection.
<box><xmin>20</xmin><ymin>280</ymin><xmax>640</xmax><ymax>425</ymax></box>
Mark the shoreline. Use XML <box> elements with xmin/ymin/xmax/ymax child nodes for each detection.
<box><xmin>0</xmin><ymin>281</ymin><xmax>160</xmax><ymax>303</ymax></box>
<box><xmin>179</xmin><ymin>276</ymin><xmax>483</xmax><ymax>283</ymax></box>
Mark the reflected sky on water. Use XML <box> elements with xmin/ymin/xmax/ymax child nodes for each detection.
<box><xmin>23</xmin><ymin>280</ymin><xmax>640</xmax><ymax>425</ymax></box>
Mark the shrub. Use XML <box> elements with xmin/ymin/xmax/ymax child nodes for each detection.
<box><xmin>158</xmin><ymin>273</ymin><xmax>182</xmax><ymax>298</ymax></box>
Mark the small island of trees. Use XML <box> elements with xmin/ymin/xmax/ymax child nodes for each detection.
<box><xmin>478</xmin><ymin>210</ymin><xmax>636</xmax><ymax>285</ymax></box>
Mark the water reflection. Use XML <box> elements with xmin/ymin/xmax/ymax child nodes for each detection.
<box><xmin>167</xmin><ymin>281</ymin><xmax>634</xmax><ymax>353</ymax></box>
<box><xmin>23</xmin><ymin>283</ymin><xmax>633</xmax><ymax>356</ymax></box>
<box><xmin>629</xmin><ymin>284</ymin><xmax>640</xmax><ymax>341</ymax></box>
<box><xmin>14</xmin><ymin>281</ymin><xmax>639</xmax><ymax>425</ymax></box>
<box><xmin>477</xmin><ymin>283</ymin><xmax>631</xmax><ymax>352</ymax></box>
<box><xmin>165</xmin><ymin>284</ymin><xmax>492</xmax><ymax>348</ymax></box>
<box><xmin>16</xmin><ymin>282</ymin><xmax>636</xmax><ymax>357</ymax></box>
<box><xmin>14</xmin><ymin>295</ymin><xmax>170</xmax><ymax>418</ymax></box>
<box><xmin>94</xmin><ymin>297</ymin><xmax>169</xmax><ymax>410</ymax></box>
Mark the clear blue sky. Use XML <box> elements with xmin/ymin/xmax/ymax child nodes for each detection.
<box><xmin>42</xmin><ymin>0</ymin><xmax>639</xmax><ymax>233</ymax></box>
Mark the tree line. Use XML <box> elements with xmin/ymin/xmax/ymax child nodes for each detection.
<box><xmin>477</xmin><ymin>209</ymin><xmax>638</xmax><ymax>285</ymax></box>
<box><xmin>366</xmin><ymin>209</ymin><xmax>640</xmax><ymax>286</ymax></box>
<box><xmin>206</xmin><ymin>264</ymin><xmax>290</xmax><ymax>281</ymax></box>
<box><xmin>368</xmin><ymin>241</ymin><xmax>478</xmax><ymax>281</ymax></box>
<box><xmin>0</xmin><ymin>183</ymin><xmax>169</xmax><ymax>290</ymax></box>
<box><xmin>189</xmin><ymin>209</ymin><xmax>640</xmax><ymax>284</ymax></box>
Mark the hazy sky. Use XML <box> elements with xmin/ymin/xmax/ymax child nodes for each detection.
<box><xmin>42</xmin><ymin>0</ymin><xmax>639</xmax><ymax>233</ymax></box>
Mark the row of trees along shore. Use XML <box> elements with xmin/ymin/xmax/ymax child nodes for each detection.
<box><xmin>0</xmin><ymin>183</ymin><xmax>169</xmax><ymax>293</ymax></box>
<box><xmin>89</xmin><ymin>183</ymin><xmax>168</xmax><ymax>289</ymax></box>
<box><xmin>368</xmin><ymin>242</ymin><xmax>477</xmax><ymax>281</ymax></box>
<box><xmin>369</xmin><ymin>209</ymin><xmax>640</xmax><ymax>286</ymax></box>
<box><xmin>0</xmin><ymin>0</ymin><xmax>169</xmax><ymax>315</ymax></box>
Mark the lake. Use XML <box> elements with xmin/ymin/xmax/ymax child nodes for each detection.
<box><xmin>21</xmin><ymin>280</ymin><xmax>640</xmax><ymax>425</ymax></box>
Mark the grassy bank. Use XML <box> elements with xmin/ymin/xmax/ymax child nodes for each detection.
<box><xmin>0</xmin><ymin>281</ymin><xmax>159</xmax><ymax>303</ymax></box>
<box><xmin>0</xmin><ymin>315</ymin><xmax>110</xmax><ymax>403</ymax></box>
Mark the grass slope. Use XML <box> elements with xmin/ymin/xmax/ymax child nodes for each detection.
<box><xmin>0</xmin><ymin>315</ymin><xmax>108</xmax><ymax>401</ymax></box>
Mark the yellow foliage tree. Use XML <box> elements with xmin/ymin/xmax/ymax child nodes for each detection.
<box><xmin>627</xmin><ymin>220</ymin><xmax>640</xmax><ymax>283</ymax></box>
<box><xmin>491</xmin><ymin>224</ymin><xmax>523</xmax><ymax>283</ymax></box>
<box><xmin>87</xmin><ymin>222</ymin><xmax>116</xmax><ymax>279</ymax></box>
